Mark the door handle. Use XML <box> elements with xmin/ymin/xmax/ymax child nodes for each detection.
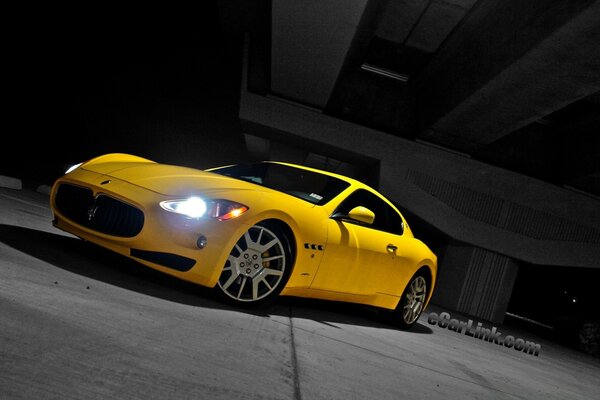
<box><xmin>386</xmin><ymin>244</ymin><xmax>397</xmax><ymax>253</ymax></box>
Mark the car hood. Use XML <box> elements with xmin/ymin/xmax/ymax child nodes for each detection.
<box><xmin>82</xmin><ymin>162</ymin><xmax>256</xmax><ymax>196</ymax></box>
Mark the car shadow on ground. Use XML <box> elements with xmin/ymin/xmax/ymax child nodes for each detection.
<box><xmin>0</xmin><ymin>223</ymin><xmax>432</xmax><ymax>334</ymax></box>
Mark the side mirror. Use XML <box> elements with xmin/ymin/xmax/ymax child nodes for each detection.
<box><xmin>348</xmin><ymin>206</ymin><xmax>375</xmax><ymax>224</ymax></box>
<box><xmin>332</xmin><ymin>206</ymin><xmax>375</xmax><ymax>225</ymax></box>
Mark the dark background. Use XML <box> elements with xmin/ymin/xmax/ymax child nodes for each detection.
<box><xmin>6</xmin><ymin>4</ymin><xmax>247</xmax><ymax>184</ymax></box>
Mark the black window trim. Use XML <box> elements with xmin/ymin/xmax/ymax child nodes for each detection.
<box><xmin>330</xmin><ymin>188</ymin><xmax>405</xmax><ymax>236</ymax></box>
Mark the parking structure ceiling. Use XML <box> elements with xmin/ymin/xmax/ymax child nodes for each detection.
<box><xmin>218</xmin><ymin>0</ymin><xmax>600</xmax><ymax>197</ymax></box>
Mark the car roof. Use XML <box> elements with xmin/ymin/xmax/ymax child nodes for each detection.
<box><xmin>208</xmin><ymin>160</ymin><xmax>393</xmax><ymax>207</ymax></box>
<box><xmin>265</xmin><ymin>161</ymin><xmax>365</xmax><ymax>187</ymax></box>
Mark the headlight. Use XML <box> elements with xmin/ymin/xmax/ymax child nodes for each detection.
<box><xmin>160</xmin><ymin>197</ymin><xmax>207</xmax><ymax>218</ymax></box>
<box><xmin>65</xmin><ymin>162</ymin><xmax>83</xmax><ymax>174</ymax></box>
<box><xmin>208</xmin><ymin>199</ymin><xmax>249</xmax><ymax>221</ymax></box>
<box><xmin>160</xmin><ymin>197</ymin><xmax>248</xmax><ymax>221</ymax></box>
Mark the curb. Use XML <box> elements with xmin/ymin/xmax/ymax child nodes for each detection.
<box><xmin>0</xmin><ymin>175</ymin><xmax>23</xmax><ymax>190</ymax></box>
<box><xmin>36</xmin><ymin>185</ymin><xmax>52</xmax><ymax>195</ymax></box>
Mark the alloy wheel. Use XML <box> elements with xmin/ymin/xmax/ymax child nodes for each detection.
<box><xmin>402</xmin><ymin>276</ymin><xmax>427</xmax><ymax>325</ymax></box>
<box><xmin>218</xmin><ymin>225</ymin><xmax>287</xmax><ymax>302</ymax></box>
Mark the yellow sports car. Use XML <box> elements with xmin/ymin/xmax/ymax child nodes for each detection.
<box><xmin>50</xmin><ymin>153</ymin><xmax>437</xmax><ymax>328</ymax></box>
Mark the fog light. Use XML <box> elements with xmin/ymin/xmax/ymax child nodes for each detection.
<box><xmin>197</xmin><ymin>235</ymin><xmax>207</xmax><ymax>249</ymax></box>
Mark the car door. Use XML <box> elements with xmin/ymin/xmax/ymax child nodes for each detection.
<box><xmin>310</xmin><ymin>189</ymin><xmax>407</xmax><ymax>296</ymax></box>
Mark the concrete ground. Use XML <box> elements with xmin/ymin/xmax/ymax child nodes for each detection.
<box><xmin>1</xmin><ymin>184</ymin><xmax>598</xmax><ymax>400</ymax></box>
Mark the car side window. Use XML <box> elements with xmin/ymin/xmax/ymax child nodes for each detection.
<box><xmin>384</xmin><ymin>204</ymin><xmax>404</xmax><ymax>235</ymax></box>
<box><xmin>334</xmin><ymin>189</ymin><xmax>404</xmax><ymax>235</ymax></box>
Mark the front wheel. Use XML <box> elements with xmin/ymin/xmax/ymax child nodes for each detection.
<box><xmin>216</xmin><ymin>223</ymin><xmax>293</xmax><ymax>307</ymax></box>
<box><xmin>393</xmin><ymin>273</ymin><xmax>428</xmax><ymax>329</ymax></box>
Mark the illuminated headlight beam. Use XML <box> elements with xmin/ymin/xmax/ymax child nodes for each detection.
<box><xmin>65</xmin><ymin>162</ymin><xmax>83</xmax><ymax>174</ymax></box>
<box><xmin>160</xmin><ymin>197</ymin><xmax>207</xmax><ymax>219</ymax></box>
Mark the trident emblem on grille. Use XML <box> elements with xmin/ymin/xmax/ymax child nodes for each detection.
<box><xmin>87</xmin><ymin>198</ymin><xmax>99</xmax><ymax>221</ymax></box>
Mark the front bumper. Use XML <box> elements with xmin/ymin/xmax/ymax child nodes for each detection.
<box><xmin>50</xmin><ymin>170</ymin><xmax>246</xmax><ymax>288</ymax></box>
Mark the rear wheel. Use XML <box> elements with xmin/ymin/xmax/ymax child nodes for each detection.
<box><xmin>216</xmin><ymin>223</ymin><xmax>292</xmax><ymax>307</ymax></box>
<box><xmin>393</xmin><ymin>272</ymin><xmax>428</xmax><ymax>329</ymax></box>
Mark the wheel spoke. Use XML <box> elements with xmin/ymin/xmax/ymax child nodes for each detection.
<box><xmin>234</xmin><ymin>244</ymin><xmax>243</xmax><ymax>256</ymax></box>
<box><xmin>256</xmin><ymin>227</ymin><xmax>264</xmax><ymax>245</ymax></box>
<box><xmin>416</xmin><ymin>279</ymin><xmax>425</xmax><ymax>293</ymax></box>
<box><xmin>412</xmin><ymin>280</ymin><xmax>419</xmax><ymax>293</ymax></box>
<box><xmin>224</xmin><ymin>255</ymin><xmax>238</xmax><ymax>271</ymax></box>
<box><xmin>404</xmin><ymin>305</ymin><xmax>414</xmax><ymax>322</ymax></box>
<box><xmin>252</xmin><ymin>277</ymin><xmax>260</xmax><ymax>300</ymax></box>
<box><xmin>237</xmin><ymin>276</ymin><xmax>247</xmax><ymax>299</ymax></box>
<box><xmin>413</xmin><ymin>302</ymin><xmax>423</xmax><ymax>315</ymax></box>
<box><xmin>263</xmin><ymin>268</ymin><xmax>283</xmax><ymax>277</ymax></box>
<box><xmin>221</xmin><ymin>271</ymin><xmax>240</xmax><ymax>291</ymax></box>
<box><xmin>262</xmin><ymin>255</ymin><xmax>284</xmax><ymax>262</ymax></box>
<box><xmin>259</xmin><ymin>238</ymin><xmax>279</xmax><ymax>253</ymax></box>
<box><xmin>244</xmin><ymin>231</ymin><xmax>253</xmax><ymax>248</ymax></box>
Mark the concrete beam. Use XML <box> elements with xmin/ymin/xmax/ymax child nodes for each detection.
<box><xmin>270</xmin><ymin>0</ymin><xmax>368</xmax><ymax>108</ymax></box>
<box><xmin>239</xmin><ymin>92</ymin><xmax>600</xmax><ymax>268</ymax></box>
<box><xmin>375</xmin><ymin>0</ymin><xmax>429</xmax><ymax>44</ymax></box>
<box><xmin>405</xmin><ymin>0</ymin><xmax>477</xmax><ymax>53</ymax></box>
<box><xmin>416</xmin><ymin>0</ymin><xmax>600</xmax><ymax>152</ymax></box>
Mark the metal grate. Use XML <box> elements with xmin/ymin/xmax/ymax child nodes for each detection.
<box><xmin>55</xmin><ymin>183</ymin><xmax>144</xmax><ymax>237</ymax></box>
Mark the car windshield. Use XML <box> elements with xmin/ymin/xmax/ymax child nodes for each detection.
<box><xmin>209</xmin><ymin>162</ymin><xmax>350</xmax><ymax>205</ymax></box>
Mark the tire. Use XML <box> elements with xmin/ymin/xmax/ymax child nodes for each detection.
<box><xmin>216</xmin><ymin>222</ymin><xmax>293</xmax><ymax>307</ymax></box>
<box><xmin>393</xmin><ymin>272</ymin><xmax>428</xmax><ymax>329</ymax></box>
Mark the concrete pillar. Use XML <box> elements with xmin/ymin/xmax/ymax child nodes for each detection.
<box><xmin>432</xmin><ymin>243</ymin><xmax>518</xmax><ymax>324</ymax></box>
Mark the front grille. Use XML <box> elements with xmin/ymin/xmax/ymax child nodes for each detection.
<box><xmin>55</xmin><ymin>183</ymin><xmax>144</xmax><ymax>237</ymax></box>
